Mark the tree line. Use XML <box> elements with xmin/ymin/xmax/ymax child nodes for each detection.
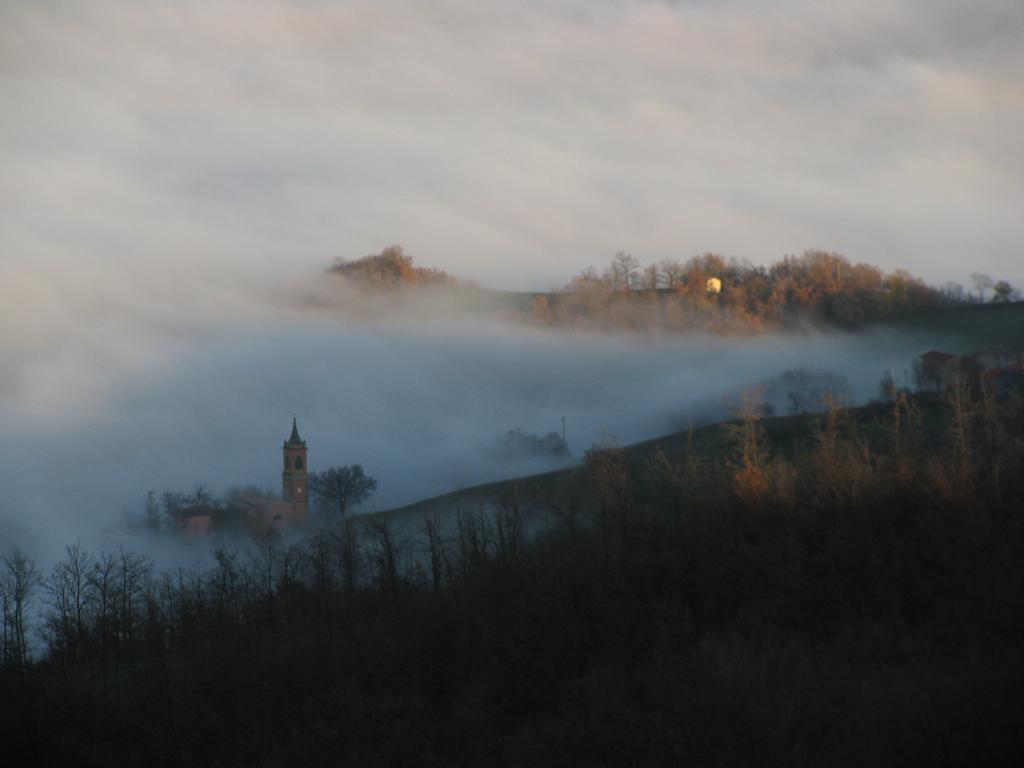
<box><xmin>329</xmin><ymin>245</ymin><xmax>463</xmax><ymax>289</ymax></box>
<box><xmin>534</xmin><ymin>250</ymin><xmax>1019</xmax><ymax>332</ymax></box>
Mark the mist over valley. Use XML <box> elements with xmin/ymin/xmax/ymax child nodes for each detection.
<box><xmin>0</xmin><ymin>269</ymin><xmax>968</xmax><ymax>563</ymax></box>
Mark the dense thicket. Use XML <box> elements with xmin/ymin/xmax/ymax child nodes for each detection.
<box><xmin>2</xmin><ymin>382</ymin><xmax>1023</xmax><ymax>766</ymax></box>
<box><xmin>330</xmin><ymin>245</ymin><xmax>461</xmax><ymax>289</ymax></box>
<box><xmin>541</xmin><ymin>250</ymin><xmax>949</xmax><ymax>332</ymax></box>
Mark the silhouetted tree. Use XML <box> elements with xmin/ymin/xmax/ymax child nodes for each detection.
<box><xmin>421</xmin><ymin>513</ymin><xmax>445</xmax><ymax>595</ymax></box>
<box><xmin>971</xmin><ymin>271</ymin><xmax>994</xmax><ymax>301</ymax></box>
<box><xmin>362</xmin><ymin>520</ymin><xmax>402</xmax><ymax>599</ymax></box>
<box><xmin>309</xmin><ymin>465</ymin><xmax>378</xmax><ymax>519</ymax></box>
<box><xmin>584</xmin><ymin>437</ymin><xmax>629</xmax><ymax>569</ymax></box>
<box><xmin>2</xmin><ymin>547</ymin><xmax>39</xmax><ymax>670</ymax></box>
<box><xmin>43</xmin><ymin>543</ymin><xmax>94</xmax><ymax>666</ymax></box>
<box><xmin>546</xmin><ymin>469</ymin><xmax>584</xmax><ymax>540</ymax></box>
<box><xmin>993</xmin><ymin>280</ymin><xmax>1015</xmax><ymax>303</ymax></box>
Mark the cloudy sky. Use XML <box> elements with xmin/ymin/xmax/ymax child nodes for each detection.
<box><xmin>2</xmin><ymin>0</ymin><xmax>1022</xmax><ymax>296</ymax></box>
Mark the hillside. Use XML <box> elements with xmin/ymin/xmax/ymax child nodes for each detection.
<box><xmin>330</xmin><ymin>246</ymin><xmax>1024</xmax><ymax>343</ymax></box>
<box><xmin>7</xmin><ymin>332</ymin><xmax>1022</xmax><ymax>767</ymax></box>
<box><xmin>334</xmin><ymin>247</ymin><xmax>1022</xmax><ymax>334</ymax></box>
<box><xmin>374</xmin><ymin>397</ymin><xmax>945</xmax><ymax>527</ymax></box>
<box><xmin>883</xmin><ymin>300</ymin><xmax>1024</xmax><ymax>349</ymax></box>
<box><xmin>374</xmin><ymin>300</ymin><xmax>1024</xmax><ymax>526</ymax></box>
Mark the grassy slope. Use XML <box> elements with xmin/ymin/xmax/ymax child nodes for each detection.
<box><xmin>450</xmin><ymin>287</ymin><xmax>1024</xmax><ymax>347</ymax></box>
<box><xmin>881</xmin><ymin>300</ymin><xmax>1024</xmax><ymax>350</ymax></box>
<box><xmin>375</xmin><ymin>406</ymin><xmax>878</xmax><ymax>524</ymax></box>
<box><xmin>376</xmin><ymin>301</ymin><xmax>1021</xmax><ymax>524</ymax></box>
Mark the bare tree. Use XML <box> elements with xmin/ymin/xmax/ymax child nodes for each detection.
<box><xmin>44</xmin><ymin>543</ymin><xmax>94</xmax><ymax>666</ymax></box>
<box><xmin>641</xmin><ymin>264</ymin><xmax>660</xmax><ymax>291</ymax></box>
<box><xmin>547</xmin><ymin>470</ymin><xmax>584</xmax><ymax>541</ymax></box>
<box><xmin>610</xmin><ymin>251</ymin><xmax>640</xmax><ymax>291</ymax></box>
<box><xmin>117</xmin><ymin>547</ymin><xmax>150</xmax><ymax>649</ymax></box>
<box><xmin>362</xmin><ymin>520</ymin><xmax>403</xmax><ymax>599</ymax></box>
<box><xmin>970</xmin><ymin>272</ymin><xmax>994</xmax><ymax>301</ymax></box>
<box><xmin>660</xmin><ymin>259</ymin><xmax>686</xmax><ymax>290</ymax></box>
<box><xmin>584</xmin><ymin>436</ymin><xmax>629</xmax><ymax>569</ymax></box>
<box><xmin>647</xmin><ymin>425</ymin><xmax>701</xmax><ymax>529</ymax></box>
<box><xmin>89</xmin><ymin>552</ymin><xmax>119</xmax><ymax>697</ymax></box>
<box><xmin>249</xmin><ymin>529</ymin><xmax>282</xmax><ymax>631</ymax></box>
<box><xmin>210</xmin><ymin>546</ymin><xmax>243</xmax><ymax>635</ymax></box>
<box><xmin>940</xmin><ymin>281</ymin><xmax>967</xmax><ymax>304</ymax></box>
<box><xmin>947</xmin><ymin>372</ymin><xmax>975</xmax><ymax>501</ymax></box>
<box><xmin>992</xmin><ymin>280</ymin><xmax>1015</xmax><ymax>303</ymax></box>
<box><xmin>309</xmin><ymin>465</ymin><xmax>378</xmax><ymax>519</ymax></box>
<box><xmin>307</xmin><ymin>531</ymin><xmax>335</xmax><ymax>599</ymax></box>
<box><xmin>978</xmin><ymin>380</ymin><xmax>1005</xmax><ymax>495</ymax></box>
<box><xmin>454</xmin><ymin>502</ymin><xmax>492</xmax><ymax>587</ymax></box>
<box><xmin>878</xmin><ymin>363</ymin><xmax>901</xmax><ymax>402</ymax></box>
<box><xmin>2</xmin><ymin>547</ymin><xmax>40</xmax><ymax>670</ymax></box>
<box><xmin>494</xmin><ymin>483</ymin><xmax>523</xmax><ymax>561</ymax></box>
<box><xmin>326</xmin><ymin>517</ymin><xmax>362</xmax><ymax>595</ymax></box>
<box><xmin>421</xmin><ymin>513</ymin><xmax>446</xmax><ymax>595</ymax></box>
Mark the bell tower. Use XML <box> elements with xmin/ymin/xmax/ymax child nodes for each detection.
<box><xmin>282</xmin><ymin>417</ymin><xmax>308</xmax><ymax>516</ymax></box>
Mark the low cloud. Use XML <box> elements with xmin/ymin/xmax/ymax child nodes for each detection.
<box><xmin>1</xmin><ymin>0</ymin><xmax>1022</xmax><ymax>294</ymax></box>
<box><xmin>0</xmin><ymin>277</ymin><xmax>953</xmax><ymax>564</ymax></box>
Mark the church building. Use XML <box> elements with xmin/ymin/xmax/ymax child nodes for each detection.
<box><xmin>171</xmin><ymin>418</ymin><xmax>310</xmax><ymax>537</ymax></box>
<box><xmin>281</xmin><ymin>417</ymin><xmax>309</xmax><ymax>513</ymax></box>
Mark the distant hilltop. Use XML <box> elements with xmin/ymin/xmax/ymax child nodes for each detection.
<box><xmin>327</xmin><ymin>245</ymin><xmax>1020</xmax><ymax>334</ymax></box>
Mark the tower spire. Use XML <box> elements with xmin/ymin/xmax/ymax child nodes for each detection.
<box><xmin>288</xmin><ymin>416</ymin><xmax>304</xmax><ymax>446</ymax></box>
<box><xmin>283</xmin><ymin>416</ymin><xmax>309</xmax><ymax>518</ymax></box>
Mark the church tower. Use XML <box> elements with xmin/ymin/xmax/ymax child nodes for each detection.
<box><xmin>282</xmin><ymin>417</ymin><xmax>308</xmax><ymax>516</ymax></box>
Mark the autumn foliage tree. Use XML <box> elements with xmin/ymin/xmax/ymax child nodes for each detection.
<box><xmin>548</xmin><ymin>249</ymin><xmax>947</xmax><ymax>332</ymax></box>
<box><xmin>330</xmin><ymin>245</ymin><xmax>460</xmax><ymax>289</ymax></box>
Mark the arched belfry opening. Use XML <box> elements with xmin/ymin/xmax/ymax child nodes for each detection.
<box><xmin>282</xmin><ymin>417</ymin><xmax>309</xmax><ymax>516</ymax></box>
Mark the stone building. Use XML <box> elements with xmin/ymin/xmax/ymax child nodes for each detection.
<box><xmin>170</xmin><ymin>418</ymin><xmax>310</xmax><ymax>537</ymax></box>
<box><xmin>171</xmin><ymin>503</ymin><xmax>215</xmax><ymax>538</ymax></box>
<box><xmin>281</xmin><ymin>417</ymin><xmax>309</xmax><ymax>516</ymax></box>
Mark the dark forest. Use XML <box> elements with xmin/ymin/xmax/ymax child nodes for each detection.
<box><xmin>3</xmin><ymin>376</ymin><xmax>1023</xmax><ymax>766</ymax></box>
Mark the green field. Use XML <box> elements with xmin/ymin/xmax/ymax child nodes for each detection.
<box><xmin>884</xmin><ymin>300</ymin><xmax>1024</xmax><ymax>350</ymax></box>
<box><xmin>376</xmin><ymin>400</ymin><xmax>929</xmax><ymax>525</ymax></box>
<box><xmin>451</xmin><ymin>287</ymin><xmax>1024</xmax><ymax>348</ymax></box>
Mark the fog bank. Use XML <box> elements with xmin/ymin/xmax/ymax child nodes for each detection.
<box><xmin>0</xmin><ymin>277</ymin><xmax>955</xmax><ymax>563</ymax></box>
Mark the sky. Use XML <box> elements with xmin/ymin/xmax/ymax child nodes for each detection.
<box><xmin>2</xmin><ymin>0</ymin><xmax>1023</xmax><ymax>297</ymax></box>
